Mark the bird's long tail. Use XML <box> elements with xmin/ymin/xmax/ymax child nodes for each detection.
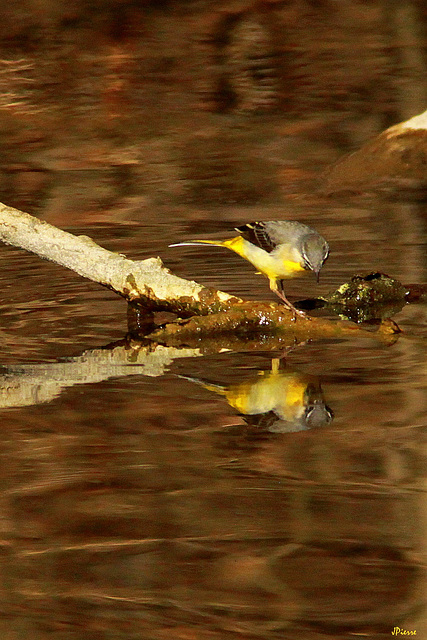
<box><xmin>169</xmin><ymin>239</ymin><xmax>227</xmax><ymax>248</ymax></box>
<box><xmin>178</xmin><ymin>375</ymin><xmax>227</xmax><ymax>396</ymax></box>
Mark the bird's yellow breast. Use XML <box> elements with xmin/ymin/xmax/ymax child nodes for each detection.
<box><xmin>224</xmin><ymin>371</ymin><xmax>308</xmax><ymax>418</ymax></box>
<box><xmin>222</xmin><ymin>236</ymin><xmax>305</xmax><ymax>279</ymax></box>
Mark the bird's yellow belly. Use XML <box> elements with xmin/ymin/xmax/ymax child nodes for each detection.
<box><xmin>225</xmin><ymin>373</ymin><xmax>307</xmax><ymax>419</ymax></box>
<box><xmin>223</xmin><ymin>236</ymin><xmax>305</xmax><ymax>279</ymax></box>
<box><xmin>262</xmin><ymin>257</ymin><xmax>306</xmax><ymax>280</ymax></box>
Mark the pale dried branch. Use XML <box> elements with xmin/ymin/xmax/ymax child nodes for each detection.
<box><xmin>0</xmin><ymin>202</ymin><xmax>239</xmax><ymax>317</ymax></box>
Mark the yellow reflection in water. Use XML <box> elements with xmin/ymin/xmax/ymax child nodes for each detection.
<box><xmin>181</xmin><ymin>358</ymin><xmax>333</xmax><ymax>433</ymax></box>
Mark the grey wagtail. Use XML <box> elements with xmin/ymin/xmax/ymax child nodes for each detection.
<box><xmin>170</xmin><ymin>221</ymin><xmax>329</xmax><ymax>316</ymax></box>
<box><xmin>180</xmin><ymin>359</ymin><xmax>333</xmax><ymax>432</ymax></box>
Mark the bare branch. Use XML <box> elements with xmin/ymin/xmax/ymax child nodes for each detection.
<box><xmin>0</xmin><ymin>202</ymin><xmax>239</xmax><ymax>316</ymax></box>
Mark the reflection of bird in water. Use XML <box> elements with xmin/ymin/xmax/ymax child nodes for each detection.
<box><xmin>170</xmin><ymin>220</ymin><xmax>329</xmax><ymax>317</ymax></box>
<box><xmin>180</xmin><ymin>359</ymin><xmax>333</xmax><ymax>433</ymax></box>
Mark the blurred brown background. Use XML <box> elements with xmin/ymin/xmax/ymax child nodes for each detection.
<box><xmin>0</xmin><ymin>0</ymin><xmax>426</xmax><ymax>225</ymax></box>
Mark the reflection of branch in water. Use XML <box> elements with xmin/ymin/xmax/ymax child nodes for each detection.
<box><xmin>0</xmin><ymin>341</ymin><xmax>201</xmax><ymax>409</ymax></box>
<box><xmin>0</xmin><ymin>337</ymin><xmax>331</xmax><ymax>414</ymax></box>
<box><xmin>180</xmin><ymin>359</ymin><xmax>333</xmax><ymax>433</ymax></box>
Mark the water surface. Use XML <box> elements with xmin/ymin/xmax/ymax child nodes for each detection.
<box><xmin>0</xmin><ymin>203</ymin><xmax>425</xmax><ymax>640</ymax></box>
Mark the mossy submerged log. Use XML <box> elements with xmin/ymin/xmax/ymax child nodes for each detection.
<box><xmin>325</xmin><ymin>272</ymin><xmax>408</xmax><ymax>307</ymax></box>
<box><xmin>143</xmin><ymin>301</ymin><xmax>401</xmax><ymax>348</ymax></box>
<box><xmin>314</xmin><ymin>272</ymin><xmax>410</xmax><ymax>324</ymax></box>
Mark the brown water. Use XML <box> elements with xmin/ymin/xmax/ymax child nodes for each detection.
<box><xmin>0</xmin><ymin>202</ymin><xmax>425</xmax><ymax>640</ymax></box>
<box><xmin>0</xmin><ymin>3</ymin><xmax>426</xmax><ymax>638</ymax></box>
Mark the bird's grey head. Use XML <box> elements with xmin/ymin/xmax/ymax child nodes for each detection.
<box><xmin>301</xmin><ymin>233</ymin><xmax>329</xmax><ymax>282</ymax></box>
<box><xmin>304</xmin><ymin>401</ymin><xmax>334</xmax><ymax>429</ymax></box>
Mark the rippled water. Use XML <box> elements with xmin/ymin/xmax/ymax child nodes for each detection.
<box><xmin>0</xmin><ymin>199</ymin><xmax>425</xmax><ymax>640</ymax></box>
<box><xmin>0</xmin><ymin>4</ymin><xmax>426</xmax><ymax>635</ymax></box>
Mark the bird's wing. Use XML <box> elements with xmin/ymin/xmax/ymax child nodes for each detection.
<box><xmin>236</xmin><ymin>221</ymin><xmax>307</xmax><ymax>254</ymax></box>
<box><xmin>235</xmin><ymin>222</ymin><xmax>278</xmax><ymax>254</ymax></box>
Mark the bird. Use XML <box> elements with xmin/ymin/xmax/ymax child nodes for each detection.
<box><xmin>170</xmin><ymin>221</ymin><xmax>329</xmax><ymax>317</ymax></box>
<box><xmin>179</xmin><ymin>359</ymin><xmax>333</xmax><ymax>433</ymax></box>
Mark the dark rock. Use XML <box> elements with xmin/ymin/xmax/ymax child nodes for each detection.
<box><xmin>323</xmin><ymin>110</ymin><xmax>427</xmax><ymax>198</ymax></box>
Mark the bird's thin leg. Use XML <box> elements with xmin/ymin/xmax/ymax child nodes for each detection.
<box><xmin>274</xmin><ymin>279</ymin><xmax>309</xmax><ymax>320</ymax></box>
